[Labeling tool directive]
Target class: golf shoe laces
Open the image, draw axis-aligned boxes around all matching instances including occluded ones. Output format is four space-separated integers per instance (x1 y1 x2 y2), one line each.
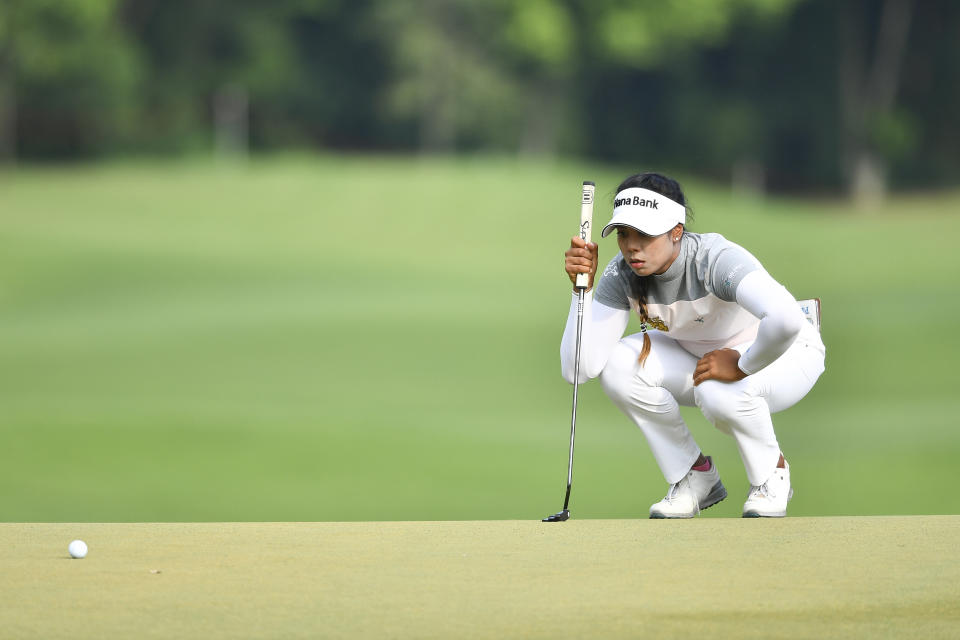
748 482 775 500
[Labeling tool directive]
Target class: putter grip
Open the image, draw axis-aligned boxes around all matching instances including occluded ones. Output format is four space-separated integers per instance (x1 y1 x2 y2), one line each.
575 181 595 289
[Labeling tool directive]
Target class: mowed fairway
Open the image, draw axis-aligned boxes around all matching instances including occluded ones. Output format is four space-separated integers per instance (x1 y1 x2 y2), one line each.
2 517 959 638
1 155 960 521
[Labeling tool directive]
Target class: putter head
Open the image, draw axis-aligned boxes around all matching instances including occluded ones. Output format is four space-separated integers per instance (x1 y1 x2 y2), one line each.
542 509 570 522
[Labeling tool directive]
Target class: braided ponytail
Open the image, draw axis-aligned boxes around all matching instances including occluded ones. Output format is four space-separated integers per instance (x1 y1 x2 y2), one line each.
631 278 653 367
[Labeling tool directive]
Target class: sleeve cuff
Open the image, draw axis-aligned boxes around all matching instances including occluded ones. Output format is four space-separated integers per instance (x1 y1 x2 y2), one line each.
737 353 758 376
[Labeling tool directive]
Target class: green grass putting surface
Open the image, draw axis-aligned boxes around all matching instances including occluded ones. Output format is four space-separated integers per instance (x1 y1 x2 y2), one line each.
3 517 958 638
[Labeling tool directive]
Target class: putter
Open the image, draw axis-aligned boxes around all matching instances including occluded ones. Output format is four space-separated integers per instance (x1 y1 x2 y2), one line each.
543 180 594 523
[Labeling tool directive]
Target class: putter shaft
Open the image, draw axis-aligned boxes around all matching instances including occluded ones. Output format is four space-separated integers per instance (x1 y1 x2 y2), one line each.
543 286 585 523
564 287 585 510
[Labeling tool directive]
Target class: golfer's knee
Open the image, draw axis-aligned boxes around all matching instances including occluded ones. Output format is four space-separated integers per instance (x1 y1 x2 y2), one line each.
599 340 641 402
695 381 753 425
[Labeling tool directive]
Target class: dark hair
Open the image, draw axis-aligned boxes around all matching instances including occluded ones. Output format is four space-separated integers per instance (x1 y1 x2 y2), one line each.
615 172 691 366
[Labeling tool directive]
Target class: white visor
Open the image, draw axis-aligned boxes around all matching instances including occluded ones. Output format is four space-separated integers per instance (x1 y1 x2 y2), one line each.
600 187 686 237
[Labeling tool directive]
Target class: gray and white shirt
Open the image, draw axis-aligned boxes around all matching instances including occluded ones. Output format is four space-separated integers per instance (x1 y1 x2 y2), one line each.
560 232 823 383
595 233 764 357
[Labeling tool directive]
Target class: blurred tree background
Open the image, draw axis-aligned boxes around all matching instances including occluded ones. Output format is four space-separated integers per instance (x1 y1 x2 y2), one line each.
1 0 957 199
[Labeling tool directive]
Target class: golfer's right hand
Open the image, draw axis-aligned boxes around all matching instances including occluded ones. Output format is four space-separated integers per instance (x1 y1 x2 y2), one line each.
564 236 598 291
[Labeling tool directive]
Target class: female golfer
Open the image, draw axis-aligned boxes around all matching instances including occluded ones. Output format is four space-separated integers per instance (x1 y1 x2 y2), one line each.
561 172 825 518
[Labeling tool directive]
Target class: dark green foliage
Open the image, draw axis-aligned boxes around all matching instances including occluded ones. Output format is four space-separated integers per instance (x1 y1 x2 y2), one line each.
1 1 959 191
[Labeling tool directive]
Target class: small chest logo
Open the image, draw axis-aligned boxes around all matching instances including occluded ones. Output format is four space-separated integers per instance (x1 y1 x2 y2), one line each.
646 316 669 331
603 263 619 277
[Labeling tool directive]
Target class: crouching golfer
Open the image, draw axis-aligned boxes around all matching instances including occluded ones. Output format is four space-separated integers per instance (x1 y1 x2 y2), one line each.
561 172 825 518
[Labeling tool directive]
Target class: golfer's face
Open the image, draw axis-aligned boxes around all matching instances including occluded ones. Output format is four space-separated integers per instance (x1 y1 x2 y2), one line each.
616 226 674 276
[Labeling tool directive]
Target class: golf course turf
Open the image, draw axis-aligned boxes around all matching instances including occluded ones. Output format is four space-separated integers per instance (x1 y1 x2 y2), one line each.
3 158 960 637
3 516 958 638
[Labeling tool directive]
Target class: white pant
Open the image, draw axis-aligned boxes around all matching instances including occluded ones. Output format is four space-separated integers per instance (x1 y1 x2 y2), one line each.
599 331 825 486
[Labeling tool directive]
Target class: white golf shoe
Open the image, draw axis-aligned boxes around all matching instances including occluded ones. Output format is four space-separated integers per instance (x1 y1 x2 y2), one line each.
649 456 727 519
742 462 793 518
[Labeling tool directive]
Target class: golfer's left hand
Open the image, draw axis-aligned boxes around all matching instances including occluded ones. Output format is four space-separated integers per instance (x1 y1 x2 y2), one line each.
693 349 748 386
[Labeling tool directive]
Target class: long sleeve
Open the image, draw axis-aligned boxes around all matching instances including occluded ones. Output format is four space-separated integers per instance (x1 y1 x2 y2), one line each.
560 291 630 384
735 270 804 375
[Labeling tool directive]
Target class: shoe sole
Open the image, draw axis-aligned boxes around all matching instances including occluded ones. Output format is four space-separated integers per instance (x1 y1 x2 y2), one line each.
649 512 691 519
649 481 727 519
700 481 728 511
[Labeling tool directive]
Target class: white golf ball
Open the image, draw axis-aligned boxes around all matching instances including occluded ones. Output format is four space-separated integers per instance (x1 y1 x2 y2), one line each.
68 540 88 559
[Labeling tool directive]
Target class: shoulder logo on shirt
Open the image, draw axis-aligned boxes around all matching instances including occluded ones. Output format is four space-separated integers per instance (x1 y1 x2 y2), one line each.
603 262 619 278
722 264 745 293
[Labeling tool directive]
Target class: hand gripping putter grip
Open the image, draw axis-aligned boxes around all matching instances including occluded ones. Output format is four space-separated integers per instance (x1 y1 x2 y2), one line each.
543 180 594 523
